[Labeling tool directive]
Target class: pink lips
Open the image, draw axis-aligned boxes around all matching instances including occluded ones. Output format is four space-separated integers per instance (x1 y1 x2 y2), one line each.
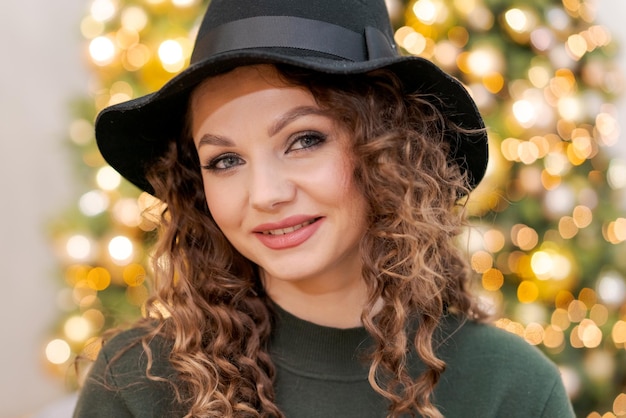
253 215 323 250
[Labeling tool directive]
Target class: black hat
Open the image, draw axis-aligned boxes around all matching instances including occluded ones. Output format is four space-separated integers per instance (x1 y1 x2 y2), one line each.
95 0 488 195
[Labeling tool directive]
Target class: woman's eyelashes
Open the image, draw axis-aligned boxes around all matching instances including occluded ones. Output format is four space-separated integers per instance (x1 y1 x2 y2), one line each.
202 153 244 172
286 131 327 153
200 131 328 173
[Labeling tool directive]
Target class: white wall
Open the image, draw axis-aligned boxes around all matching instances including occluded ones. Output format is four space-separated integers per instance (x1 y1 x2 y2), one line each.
0 1 87 417
0 1 624 417
598 0 626 153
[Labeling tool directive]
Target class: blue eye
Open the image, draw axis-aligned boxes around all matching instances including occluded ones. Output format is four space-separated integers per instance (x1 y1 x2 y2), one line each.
202 153 244 171
288 132 326 152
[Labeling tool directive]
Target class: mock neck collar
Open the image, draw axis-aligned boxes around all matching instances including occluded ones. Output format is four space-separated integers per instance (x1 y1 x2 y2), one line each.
270 303 373 380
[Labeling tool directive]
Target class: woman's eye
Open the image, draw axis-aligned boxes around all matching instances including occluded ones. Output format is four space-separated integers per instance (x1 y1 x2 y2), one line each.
202 154 244 171
288 132 326 152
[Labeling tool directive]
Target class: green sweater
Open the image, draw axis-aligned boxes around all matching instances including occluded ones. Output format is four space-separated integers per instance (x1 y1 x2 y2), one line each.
74 307 575 417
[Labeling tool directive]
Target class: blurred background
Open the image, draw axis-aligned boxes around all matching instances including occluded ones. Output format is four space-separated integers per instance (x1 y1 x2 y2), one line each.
1 0 626 417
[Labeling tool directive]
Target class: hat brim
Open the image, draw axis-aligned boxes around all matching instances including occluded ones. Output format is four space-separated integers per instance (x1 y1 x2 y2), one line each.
95 49 488 195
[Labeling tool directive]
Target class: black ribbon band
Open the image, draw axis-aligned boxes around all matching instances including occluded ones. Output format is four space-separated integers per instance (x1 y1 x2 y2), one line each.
191 16 396 63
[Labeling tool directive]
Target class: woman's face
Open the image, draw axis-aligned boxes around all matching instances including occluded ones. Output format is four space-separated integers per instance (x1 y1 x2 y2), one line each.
190 65 368 292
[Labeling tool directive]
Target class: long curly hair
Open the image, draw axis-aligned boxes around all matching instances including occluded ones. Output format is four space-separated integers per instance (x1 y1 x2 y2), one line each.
136 64 486 418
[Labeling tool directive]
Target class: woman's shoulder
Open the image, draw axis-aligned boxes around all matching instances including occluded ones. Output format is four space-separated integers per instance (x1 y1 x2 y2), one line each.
99 325 165 355
94 324 174 382
433 315 575 417
74 324 181 418
439 316 556 368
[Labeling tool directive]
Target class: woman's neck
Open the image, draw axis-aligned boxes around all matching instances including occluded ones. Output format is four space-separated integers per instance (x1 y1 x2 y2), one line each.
263 274 371 329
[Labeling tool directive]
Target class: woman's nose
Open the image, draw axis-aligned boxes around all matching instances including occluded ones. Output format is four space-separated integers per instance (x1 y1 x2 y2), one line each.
248 162 296 211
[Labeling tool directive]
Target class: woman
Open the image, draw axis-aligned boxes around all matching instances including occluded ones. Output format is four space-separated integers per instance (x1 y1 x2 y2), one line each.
74 0 575 417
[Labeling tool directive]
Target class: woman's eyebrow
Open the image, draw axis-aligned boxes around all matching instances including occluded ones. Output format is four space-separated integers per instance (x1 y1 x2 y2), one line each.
197 134 234 148
268 106 326 137
197 106 327 148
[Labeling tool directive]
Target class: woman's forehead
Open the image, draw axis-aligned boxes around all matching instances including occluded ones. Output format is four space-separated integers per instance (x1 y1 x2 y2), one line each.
191 65 289 104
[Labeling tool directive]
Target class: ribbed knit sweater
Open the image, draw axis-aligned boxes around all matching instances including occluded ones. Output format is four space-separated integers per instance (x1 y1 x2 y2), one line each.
74 306 575 417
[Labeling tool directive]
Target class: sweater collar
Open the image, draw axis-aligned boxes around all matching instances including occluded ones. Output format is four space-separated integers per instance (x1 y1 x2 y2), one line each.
270 303 373 379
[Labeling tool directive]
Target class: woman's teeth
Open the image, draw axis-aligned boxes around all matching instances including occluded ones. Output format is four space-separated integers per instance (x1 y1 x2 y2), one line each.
262 219 315 235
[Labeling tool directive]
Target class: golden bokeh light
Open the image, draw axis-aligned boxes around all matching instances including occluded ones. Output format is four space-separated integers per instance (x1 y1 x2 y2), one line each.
511 225 538 251
90 0 117 22
524 322 545 345
121 6 149 32
551 308 571 331
579 318 602 348
614 393 626 416
607 159 626 190
568 300 588 323
108 235 134 263
579 288 597 308
113 198 142 227
570 325 584 348
87 267 111 291
66 235 93 261
394 26 416 47
559 216 579 239
45 339 72 365
115 27 140 49
543 325 565 349
471 250 493 273
597 271 626 306
404 31 428 55
605 218 626 244
96 165 122 190
466 47 503 77
83 309 106 332
612 321 626 345
79 190 110 216
518 280 539 303
482 268 504 291
572 205 593 228
589 304 608 327
566 33 588 60
123 263 146 287
483 229 505 253
412 0 448 25
89 36 116 65
595 111 620 146
159 39 184 64
123 43 151 71
64 316 92 342
504 8 531 33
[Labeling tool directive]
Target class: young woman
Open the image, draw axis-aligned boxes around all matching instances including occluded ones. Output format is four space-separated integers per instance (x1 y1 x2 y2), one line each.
74 0 575 417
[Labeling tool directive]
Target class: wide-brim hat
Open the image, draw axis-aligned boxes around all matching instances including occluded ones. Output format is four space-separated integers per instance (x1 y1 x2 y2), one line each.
95 0 488 196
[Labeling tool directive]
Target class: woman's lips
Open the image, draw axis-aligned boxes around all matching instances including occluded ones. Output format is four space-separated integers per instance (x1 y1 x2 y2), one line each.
254 217 323 249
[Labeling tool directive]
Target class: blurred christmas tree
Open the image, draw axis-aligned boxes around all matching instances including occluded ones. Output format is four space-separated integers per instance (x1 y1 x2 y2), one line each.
46 0 626 415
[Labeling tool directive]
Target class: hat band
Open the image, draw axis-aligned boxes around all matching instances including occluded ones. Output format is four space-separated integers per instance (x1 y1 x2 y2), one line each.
191 16 397 64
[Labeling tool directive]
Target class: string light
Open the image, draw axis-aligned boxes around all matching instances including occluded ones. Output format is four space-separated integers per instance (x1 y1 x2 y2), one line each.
121 6 148 31
79 190 110 216
158 39 185 72
89 36 116 65
96 166 122 190
45 339 72 365
66 235 93 261
90 0 117 22
108 235 134 263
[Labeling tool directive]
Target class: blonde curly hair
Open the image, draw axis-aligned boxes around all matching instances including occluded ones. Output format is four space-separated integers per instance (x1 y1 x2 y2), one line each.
135 64 486 418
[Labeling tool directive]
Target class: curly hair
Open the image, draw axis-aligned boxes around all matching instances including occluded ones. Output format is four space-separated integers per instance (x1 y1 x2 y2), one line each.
136 64 486 418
